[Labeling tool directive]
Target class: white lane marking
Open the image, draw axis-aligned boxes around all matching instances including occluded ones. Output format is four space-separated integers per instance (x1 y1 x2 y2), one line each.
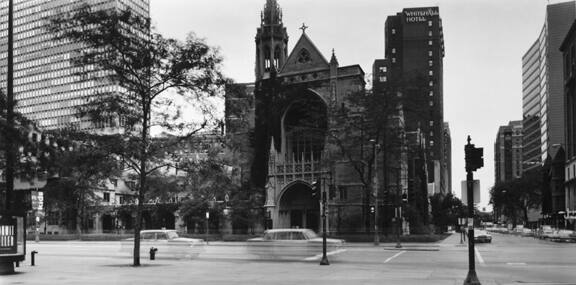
474 247 485 266
303 249 347 261
384 250 406 263
506 262 527 266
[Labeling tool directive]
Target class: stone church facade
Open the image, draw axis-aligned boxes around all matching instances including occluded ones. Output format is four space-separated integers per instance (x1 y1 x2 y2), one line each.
225 0 427 234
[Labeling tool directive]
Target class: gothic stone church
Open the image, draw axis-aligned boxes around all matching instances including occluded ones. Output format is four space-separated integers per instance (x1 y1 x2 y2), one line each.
225 0 407 233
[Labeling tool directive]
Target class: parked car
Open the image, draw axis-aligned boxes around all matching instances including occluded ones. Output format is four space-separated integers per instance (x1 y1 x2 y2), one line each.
521 228 534 237
121 229 205 259
247 228 346 260
474 230 492 243
547 229 576 242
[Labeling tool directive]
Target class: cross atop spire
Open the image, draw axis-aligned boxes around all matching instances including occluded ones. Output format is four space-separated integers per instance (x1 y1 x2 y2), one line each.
299 23 308 34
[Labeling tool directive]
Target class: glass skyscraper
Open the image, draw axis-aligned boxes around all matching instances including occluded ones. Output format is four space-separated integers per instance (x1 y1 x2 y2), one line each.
0 0 149 130
522 1 576 166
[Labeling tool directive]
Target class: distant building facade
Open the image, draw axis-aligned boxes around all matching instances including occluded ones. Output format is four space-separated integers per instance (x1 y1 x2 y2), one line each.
494 121 523 183
443 122 452 193
560 17 576 228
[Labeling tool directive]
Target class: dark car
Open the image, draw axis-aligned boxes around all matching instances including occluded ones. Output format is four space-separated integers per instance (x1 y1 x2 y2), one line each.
474 230 492 243
247 228 346 260
121 229 205 259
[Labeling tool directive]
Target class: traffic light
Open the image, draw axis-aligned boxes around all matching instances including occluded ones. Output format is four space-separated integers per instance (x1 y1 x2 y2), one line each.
465 143 484 172
370 206 375 214
311 179 320 198
401 193 408 204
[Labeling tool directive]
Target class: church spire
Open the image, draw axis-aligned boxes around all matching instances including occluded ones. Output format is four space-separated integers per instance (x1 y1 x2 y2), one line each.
330 49 339 66
255 0 288 80
261 0 282 25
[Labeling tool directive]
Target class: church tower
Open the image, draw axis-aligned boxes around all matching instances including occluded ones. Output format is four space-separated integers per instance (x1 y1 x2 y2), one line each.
255 0 288 80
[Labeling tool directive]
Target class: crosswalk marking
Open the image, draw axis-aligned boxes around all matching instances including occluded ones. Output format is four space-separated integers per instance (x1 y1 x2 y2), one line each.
474 247 485 266
384 250 406 263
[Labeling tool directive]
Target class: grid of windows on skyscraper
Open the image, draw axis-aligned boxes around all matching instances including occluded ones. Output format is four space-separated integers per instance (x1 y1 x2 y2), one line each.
0 0 149 130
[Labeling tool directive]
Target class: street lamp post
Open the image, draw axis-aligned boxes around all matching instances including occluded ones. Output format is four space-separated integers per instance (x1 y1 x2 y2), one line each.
370 139 380 246
320 178 329 266
205 211 209 239
395 168 403 249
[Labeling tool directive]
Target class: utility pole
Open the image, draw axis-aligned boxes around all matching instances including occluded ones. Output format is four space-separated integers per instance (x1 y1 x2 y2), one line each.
463 136 483 285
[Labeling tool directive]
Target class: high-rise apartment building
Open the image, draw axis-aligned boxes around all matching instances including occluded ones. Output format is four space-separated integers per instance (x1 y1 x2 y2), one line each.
376 7 447 194
0 0 150 131
522 1 576 170
494 121 523 183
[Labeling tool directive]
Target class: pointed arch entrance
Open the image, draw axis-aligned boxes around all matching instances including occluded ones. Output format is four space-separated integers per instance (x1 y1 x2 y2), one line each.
278 182 320 232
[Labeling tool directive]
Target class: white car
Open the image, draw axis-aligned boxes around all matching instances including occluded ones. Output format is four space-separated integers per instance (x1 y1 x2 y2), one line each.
121 229 205 259
247 229 346 260
474 230 492 243
548 229 576 242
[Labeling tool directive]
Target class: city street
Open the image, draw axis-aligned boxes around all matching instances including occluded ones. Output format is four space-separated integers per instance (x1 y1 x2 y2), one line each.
1 233 575 285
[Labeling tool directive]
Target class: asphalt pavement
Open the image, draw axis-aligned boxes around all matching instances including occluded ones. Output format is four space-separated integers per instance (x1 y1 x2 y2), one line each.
0 233 574 285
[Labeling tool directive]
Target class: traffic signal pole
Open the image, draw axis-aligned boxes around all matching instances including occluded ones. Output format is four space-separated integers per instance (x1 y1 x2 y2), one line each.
464 136 482 285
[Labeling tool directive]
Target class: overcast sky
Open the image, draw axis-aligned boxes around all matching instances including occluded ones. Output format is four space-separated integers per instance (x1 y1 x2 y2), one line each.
150 0 557 210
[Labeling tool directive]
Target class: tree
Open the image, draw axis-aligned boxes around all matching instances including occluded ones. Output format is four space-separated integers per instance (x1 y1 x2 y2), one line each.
490 168 542 227
430 193 466 233
42 133 122 236
48 3 226 266
330 72 430 233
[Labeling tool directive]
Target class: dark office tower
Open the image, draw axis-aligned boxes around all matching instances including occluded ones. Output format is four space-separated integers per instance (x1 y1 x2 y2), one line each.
380 7 446 194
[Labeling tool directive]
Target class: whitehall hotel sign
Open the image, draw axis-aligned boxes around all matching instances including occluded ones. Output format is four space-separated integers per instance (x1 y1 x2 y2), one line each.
404 8 439 23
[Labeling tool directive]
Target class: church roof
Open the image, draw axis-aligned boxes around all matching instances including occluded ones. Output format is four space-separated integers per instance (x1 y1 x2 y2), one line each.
280 31 329 75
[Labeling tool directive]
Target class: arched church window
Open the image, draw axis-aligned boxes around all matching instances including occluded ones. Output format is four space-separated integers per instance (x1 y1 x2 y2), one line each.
297 48 311 64
264 46 271 71
274 46 282 69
